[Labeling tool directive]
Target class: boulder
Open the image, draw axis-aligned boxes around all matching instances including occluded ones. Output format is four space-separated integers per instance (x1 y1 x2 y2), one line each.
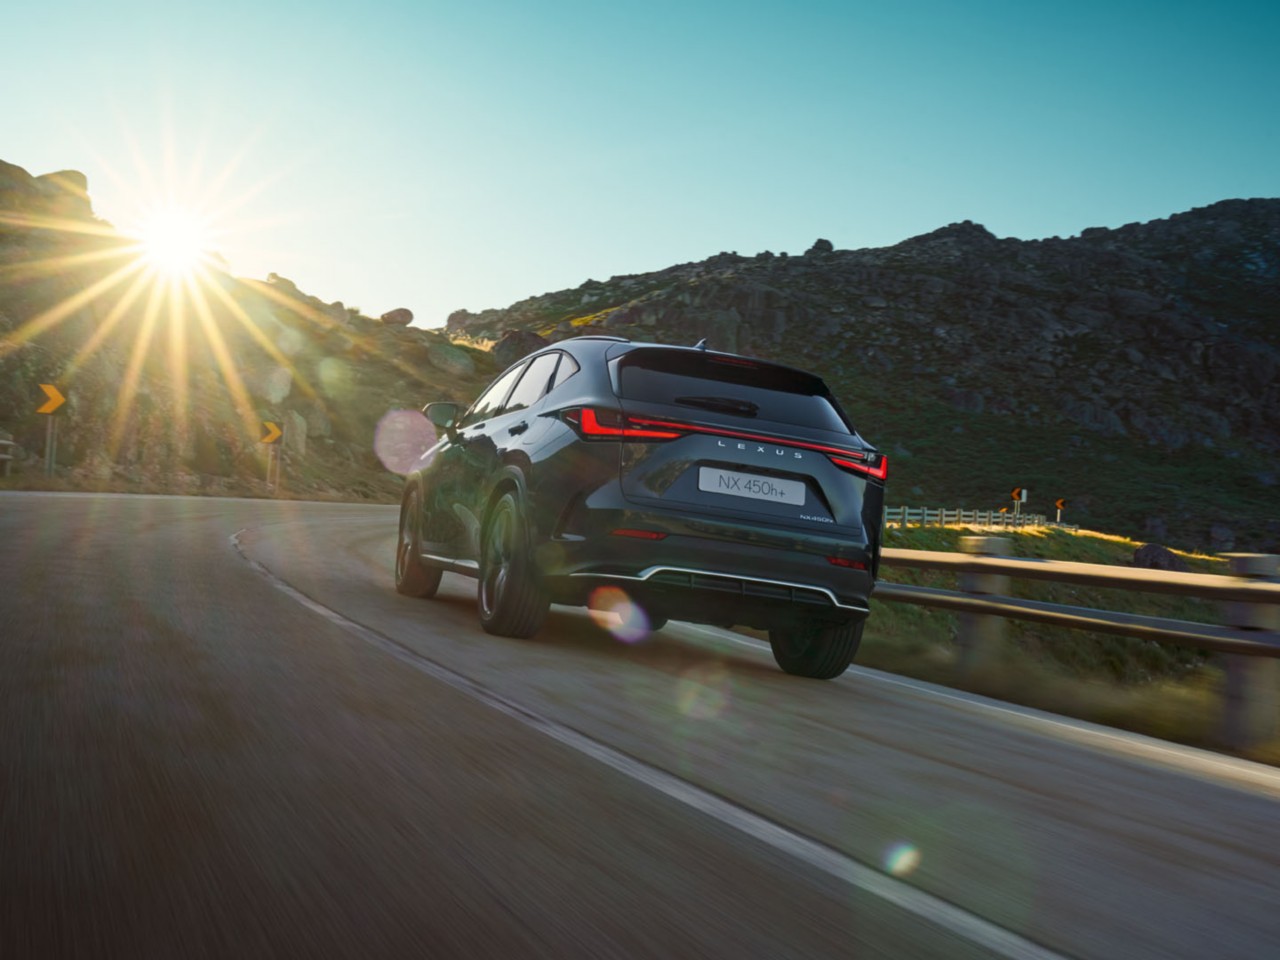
806 238 834 256
492 330 550 369
1132 543 1188 572
380 307 414 326
426 343 476 379
326 301 349 326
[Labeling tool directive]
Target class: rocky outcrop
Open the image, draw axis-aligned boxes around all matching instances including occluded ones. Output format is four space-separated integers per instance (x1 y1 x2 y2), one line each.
380 307 413 326
426 342 476 378
492 330 550 369
1 161 96 229
1132 544 1189 572
444 199 1280 454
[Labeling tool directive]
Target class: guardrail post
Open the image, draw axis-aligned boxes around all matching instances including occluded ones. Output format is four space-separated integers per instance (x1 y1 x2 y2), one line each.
956 536 1012 675
1220 554 1280 750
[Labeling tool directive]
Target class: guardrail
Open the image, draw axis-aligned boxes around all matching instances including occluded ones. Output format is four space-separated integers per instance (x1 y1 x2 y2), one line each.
0 438 14 477
884 506 1067 529
876 537 1280 749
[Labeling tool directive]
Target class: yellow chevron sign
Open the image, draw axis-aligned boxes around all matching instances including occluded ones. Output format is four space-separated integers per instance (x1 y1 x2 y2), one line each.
37 383 65 414
261 421 282 444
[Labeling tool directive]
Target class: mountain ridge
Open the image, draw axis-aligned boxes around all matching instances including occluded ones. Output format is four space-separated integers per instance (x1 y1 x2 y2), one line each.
2 156 1277 551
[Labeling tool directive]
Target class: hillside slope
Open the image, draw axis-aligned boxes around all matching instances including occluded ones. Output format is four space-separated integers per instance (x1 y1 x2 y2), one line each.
3 156 1277 550
1 159 498 501
446 202 1280 550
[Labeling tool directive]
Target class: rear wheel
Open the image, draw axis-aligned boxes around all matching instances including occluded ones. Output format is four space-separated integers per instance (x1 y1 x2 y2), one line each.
478 491 549 638
395 487 443 598
769 619 863 679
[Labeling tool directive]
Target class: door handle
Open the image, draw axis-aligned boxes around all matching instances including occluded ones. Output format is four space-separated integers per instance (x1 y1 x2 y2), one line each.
508 421 529 436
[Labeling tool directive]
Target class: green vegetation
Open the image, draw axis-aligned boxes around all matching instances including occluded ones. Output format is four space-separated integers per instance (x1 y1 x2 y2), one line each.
837 525 1279 764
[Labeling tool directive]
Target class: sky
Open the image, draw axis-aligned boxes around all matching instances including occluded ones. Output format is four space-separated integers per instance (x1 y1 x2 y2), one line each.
5 0 1278 327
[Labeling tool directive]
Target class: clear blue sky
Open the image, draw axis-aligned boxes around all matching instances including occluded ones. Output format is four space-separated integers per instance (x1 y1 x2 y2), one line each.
5 0 1277 327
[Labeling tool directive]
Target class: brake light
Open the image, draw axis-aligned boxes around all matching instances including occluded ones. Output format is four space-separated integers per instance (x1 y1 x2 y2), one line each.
829 454 888 481
562 406 884 474
563 407 684 440
827 556 869 570
611 528 668 540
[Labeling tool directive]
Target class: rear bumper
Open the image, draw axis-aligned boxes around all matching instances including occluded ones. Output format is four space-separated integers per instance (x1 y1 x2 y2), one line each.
533 495 877 628
566 564 870 629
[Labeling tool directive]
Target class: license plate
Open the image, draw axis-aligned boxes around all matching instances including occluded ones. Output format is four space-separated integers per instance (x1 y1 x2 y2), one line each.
698 467 806 505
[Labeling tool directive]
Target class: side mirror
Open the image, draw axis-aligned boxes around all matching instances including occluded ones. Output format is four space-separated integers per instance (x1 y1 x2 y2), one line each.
423 401 460 439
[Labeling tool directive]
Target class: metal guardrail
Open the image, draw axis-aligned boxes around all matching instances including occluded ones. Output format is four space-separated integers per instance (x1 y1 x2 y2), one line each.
0 438 14 477
875 538 1280 749
883 506 1067 529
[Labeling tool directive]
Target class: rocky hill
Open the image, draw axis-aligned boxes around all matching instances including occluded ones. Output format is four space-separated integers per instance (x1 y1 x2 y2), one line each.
447 201 1280 552
0 159 498 502
2 155 1277 551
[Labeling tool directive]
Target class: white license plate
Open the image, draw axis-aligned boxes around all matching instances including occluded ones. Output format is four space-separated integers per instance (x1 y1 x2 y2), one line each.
698 467 806 505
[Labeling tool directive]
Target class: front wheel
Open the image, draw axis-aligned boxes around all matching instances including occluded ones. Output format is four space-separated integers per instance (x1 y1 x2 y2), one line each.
768 619 863 679
395 487 443 598
478 491 549 638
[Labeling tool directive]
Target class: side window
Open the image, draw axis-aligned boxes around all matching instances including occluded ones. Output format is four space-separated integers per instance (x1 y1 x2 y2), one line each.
500 352 561 415
461 363 525 427
549 353 580 393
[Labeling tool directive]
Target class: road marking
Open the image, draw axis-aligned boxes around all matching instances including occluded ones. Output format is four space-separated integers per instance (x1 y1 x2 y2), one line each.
680 623 1280 799
231 529 1068 960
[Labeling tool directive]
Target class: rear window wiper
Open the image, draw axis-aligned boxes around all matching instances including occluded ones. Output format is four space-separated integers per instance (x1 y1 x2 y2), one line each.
674 395 759 417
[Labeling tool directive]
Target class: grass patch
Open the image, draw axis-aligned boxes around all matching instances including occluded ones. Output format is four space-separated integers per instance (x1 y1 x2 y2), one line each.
798 526 1277 763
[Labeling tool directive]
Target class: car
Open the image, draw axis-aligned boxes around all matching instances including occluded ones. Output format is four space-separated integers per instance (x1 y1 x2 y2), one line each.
395 335 887 679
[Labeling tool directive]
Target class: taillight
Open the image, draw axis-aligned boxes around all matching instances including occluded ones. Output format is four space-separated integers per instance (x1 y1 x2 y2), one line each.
827 556 869 570
829 454 888 481
611 528 668 540
561 406 885 476
562 407 684 440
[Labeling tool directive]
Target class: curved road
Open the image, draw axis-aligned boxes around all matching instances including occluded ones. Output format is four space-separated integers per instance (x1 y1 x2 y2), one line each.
1 493 1277 958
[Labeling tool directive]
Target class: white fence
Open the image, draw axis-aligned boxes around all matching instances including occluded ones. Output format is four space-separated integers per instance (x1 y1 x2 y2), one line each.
883 506 1066 529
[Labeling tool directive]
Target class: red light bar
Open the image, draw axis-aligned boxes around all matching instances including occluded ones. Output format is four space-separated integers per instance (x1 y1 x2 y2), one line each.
827 556 869 570
611 528 668 540
624 413 874 460
570 408 684 440
564 407 883 471
829 455 888 481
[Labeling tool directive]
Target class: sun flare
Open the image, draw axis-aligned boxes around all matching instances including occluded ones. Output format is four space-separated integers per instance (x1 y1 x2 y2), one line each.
135 207 212 276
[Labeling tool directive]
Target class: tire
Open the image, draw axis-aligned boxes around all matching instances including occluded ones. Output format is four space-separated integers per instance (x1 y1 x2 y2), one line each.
478 490 549 638
768 619 863 679
395 486 443 598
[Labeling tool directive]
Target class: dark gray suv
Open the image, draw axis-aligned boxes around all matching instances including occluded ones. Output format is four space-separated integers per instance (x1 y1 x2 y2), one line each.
396 336 886 679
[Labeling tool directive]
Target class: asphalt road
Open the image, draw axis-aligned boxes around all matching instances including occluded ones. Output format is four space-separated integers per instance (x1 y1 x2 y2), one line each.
2 492 1277 959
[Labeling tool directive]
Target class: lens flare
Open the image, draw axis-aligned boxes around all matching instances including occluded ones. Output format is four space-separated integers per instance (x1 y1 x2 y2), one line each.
884 842 922 877
676 663 732 720
374 409 436 475
587 586 651 643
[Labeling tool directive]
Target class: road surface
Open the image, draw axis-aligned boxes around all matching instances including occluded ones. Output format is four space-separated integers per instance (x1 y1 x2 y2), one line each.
1 493 1277 958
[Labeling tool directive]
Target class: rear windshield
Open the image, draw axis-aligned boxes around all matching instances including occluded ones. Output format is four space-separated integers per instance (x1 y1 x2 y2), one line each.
615 349 853 434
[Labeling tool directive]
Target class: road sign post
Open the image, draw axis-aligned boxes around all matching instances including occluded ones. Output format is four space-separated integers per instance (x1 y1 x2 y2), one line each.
261 421 283 492
1054 498 1067 523
1010 487 1027 517
37 384 65 477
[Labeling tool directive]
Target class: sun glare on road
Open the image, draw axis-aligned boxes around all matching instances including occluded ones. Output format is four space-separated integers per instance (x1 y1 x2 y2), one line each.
135 207 212 277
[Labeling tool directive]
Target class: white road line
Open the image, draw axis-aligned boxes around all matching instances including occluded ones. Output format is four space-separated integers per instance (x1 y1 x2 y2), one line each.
231 531 1068 960
679 624 1280 798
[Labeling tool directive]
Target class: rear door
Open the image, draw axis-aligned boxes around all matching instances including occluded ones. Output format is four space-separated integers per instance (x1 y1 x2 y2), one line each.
609 348 884 537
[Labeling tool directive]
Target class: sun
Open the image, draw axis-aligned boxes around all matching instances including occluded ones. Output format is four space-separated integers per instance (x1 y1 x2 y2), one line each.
135 207 213 276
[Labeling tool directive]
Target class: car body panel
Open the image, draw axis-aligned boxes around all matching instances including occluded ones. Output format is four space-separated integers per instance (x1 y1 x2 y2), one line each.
402 336 885 631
